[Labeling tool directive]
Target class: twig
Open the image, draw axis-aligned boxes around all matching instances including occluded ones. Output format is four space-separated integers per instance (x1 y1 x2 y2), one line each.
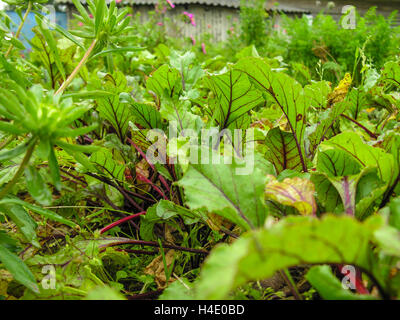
113 248 157 255
99 238 209 255
60 167 88 186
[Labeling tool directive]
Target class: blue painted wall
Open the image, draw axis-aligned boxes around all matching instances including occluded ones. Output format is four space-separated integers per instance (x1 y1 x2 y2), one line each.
6 11 67 51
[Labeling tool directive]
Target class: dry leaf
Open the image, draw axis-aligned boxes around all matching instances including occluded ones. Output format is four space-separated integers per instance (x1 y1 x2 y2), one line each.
251 118 274 129
0 270 14 299
206 213 233 231
144 249 175 289
136 158 150 180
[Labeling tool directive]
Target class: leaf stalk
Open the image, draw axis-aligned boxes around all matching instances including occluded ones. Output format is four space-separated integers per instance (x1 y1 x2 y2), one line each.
55 38 97 95
5 1 32 58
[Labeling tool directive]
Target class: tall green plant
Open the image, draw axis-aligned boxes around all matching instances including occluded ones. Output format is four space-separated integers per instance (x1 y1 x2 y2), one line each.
239 0 268 48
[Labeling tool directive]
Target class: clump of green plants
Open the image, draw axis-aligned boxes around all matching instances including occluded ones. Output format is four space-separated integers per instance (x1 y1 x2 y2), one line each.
239 0 268 48
272 7 400 84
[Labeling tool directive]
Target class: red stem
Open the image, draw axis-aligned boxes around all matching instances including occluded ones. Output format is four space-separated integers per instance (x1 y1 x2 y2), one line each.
355 267 370 295
127 138 171 193
339 264 370 295
100 211 146 234
137 173 168 200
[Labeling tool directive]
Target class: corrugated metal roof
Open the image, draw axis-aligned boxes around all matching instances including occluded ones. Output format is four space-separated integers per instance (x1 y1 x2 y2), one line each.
271 4 311 14
132 0 240 7
55 0 310 13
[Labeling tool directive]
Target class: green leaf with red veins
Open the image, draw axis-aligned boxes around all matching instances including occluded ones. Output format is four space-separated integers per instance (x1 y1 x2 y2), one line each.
146 64 182 103
96 72 133 141
235 57 308 171
320 132 397 185
177 155 268 230
265 127 303 174
308 101 348 158
204 69 263 130
346 88 369 119
380 61 400 91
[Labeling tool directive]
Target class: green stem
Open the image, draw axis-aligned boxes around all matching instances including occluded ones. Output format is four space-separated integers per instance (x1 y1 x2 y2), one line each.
5 1 32 58
280 268 303 300
0 139 37 200
106 42 113 73
55 38 97 95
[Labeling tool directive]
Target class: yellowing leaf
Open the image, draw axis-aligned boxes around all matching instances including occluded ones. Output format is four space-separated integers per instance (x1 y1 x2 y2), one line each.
206 213 234 232
265 175 317 216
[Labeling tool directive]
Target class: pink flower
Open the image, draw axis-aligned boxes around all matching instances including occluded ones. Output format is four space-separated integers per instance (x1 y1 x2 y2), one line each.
183 11 196 26
127 13 132 17
89 13 93 18
166 0 175 8
201 43 207 54
207 24 211 29
190 36 196 45
116 0 122 3
274 24 279 28
157 22 163 26
78 22 84 27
